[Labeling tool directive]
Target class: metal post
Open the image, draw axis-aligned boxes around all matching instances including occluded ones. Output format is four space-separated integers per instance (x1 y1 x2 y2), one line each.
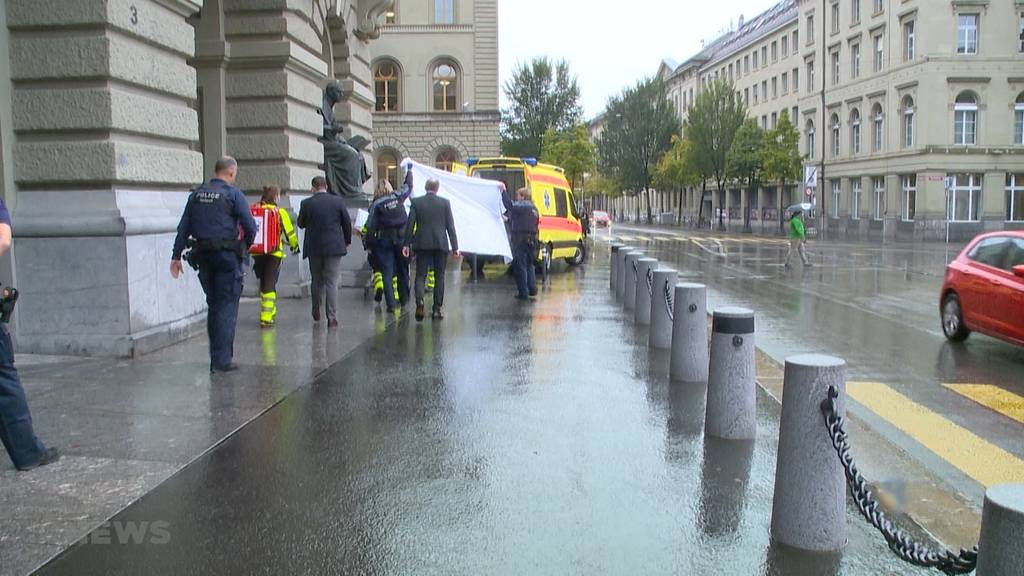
634 258 658 324
609 243 624 291
471 254 479 283
670 283 709 383
616 248 637 301
977 484 1024 575
649 268 678 349
623 251 643 312
771 354 847 552
705 307 756 440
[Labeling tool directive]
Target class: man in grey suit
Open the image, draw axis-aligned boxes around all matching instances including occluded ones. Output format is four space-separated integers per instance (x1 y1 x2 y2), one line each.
298 176 352 328
402 179 459 321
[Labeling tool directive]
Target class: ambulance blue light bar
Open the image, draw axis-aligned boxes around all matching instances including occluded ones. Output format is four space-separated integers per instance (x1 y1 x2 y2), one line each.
522 157 538 166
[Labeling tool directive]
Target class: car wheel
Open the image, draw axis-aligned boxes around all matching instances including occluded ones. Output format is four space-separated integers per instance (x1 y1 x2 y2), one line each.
565 242 586 266
942 293 970 342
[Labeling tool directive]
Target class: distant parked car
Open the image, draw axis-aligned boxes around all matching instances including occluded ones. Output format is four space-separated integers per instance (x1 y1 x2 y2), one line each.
941 231 1024 346
592 210 610 228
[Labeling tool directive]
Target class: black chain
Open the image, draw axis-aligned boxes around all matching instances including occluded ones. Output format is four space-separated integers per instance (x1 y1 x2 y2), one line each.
632 260 638 281
664 281 674 322
646 268 654 296
820 386 978 575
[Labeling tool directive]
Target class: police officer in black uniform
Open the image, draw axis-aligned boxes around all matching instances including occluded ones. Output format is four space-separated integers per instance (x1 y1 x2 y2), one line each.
171 156 257 373
365 170 413 313
509 187 540 300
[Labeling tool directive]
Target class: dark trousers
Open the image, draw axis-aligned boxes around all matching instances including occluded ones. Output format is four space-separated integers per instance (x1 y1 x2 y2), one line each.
198 250 243 370
308 256 342 322
376 233 409 309
414 250 447 310
252 255 282 294
0 323 46 469
512 239 537 297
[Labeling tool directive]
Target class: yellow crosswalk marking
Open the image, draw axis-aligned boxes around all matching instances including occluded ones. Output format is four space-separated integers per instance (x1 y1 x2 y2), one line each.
848 382 1024 487
943 384 1024 425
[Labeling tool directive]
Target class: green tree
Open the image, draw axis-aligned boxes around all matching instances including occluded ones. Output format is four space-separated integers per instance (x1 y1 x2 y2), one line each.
761 110 803 231
726 120 765 230
501 57 583 158
596 76 681 223
653 136 700 223
685 78 747 227
582 172 622 212
540 124 595 193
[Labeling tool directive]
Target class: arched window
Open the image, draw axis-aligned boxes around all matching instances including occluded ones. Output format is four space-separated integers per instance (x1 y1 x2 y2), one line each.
376 150 400 190
435 148 459 172
850 108 862 155
373 60 401 112
902 96 915 149
830 113 841 158
872 103 884 152
1014 93 1023 145
954 91 978 145
806 119 815 159
431 61 459 112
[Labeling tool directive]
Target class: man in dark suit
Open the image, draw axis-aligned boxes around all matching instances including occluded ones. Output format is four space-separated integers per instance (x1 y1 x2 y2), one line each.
402 178 459 321
298 176 352 328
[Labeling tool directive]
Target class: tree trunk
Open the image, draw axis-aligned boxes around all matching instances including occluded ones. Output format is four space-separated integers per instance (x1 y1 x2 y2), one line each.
677 187 683 225
645 187 653 224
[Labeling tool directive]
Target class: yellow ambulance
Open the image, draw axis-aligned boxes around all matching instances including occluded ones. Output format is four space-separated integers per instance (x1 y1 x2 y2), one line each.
467 157 586 269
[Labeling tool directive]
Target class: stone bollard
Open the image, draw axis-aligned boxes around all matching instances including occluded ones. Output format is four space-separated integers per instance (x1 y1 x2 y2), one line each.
616 248 637 301
649 268 678 349
634 258 658 324
623 251 644 312
670 283 709 383
770 354 847 552
704 307 756 440
609 243 624 291
977 484 1024 575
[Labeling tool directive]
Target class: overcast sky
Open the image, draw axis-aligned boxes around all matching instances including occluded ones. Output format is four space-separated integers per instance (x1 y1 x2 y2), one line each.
498 0 780 120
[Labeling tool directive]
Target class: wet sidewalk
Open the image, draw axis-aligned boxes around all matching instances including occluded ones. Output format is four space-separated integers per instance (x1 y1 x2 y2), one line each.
1 288 396 576
26 256 940 575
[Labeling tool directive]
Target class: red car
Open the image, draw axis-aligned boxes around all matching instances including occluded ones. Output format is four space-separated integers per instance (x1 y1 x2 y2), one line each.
592 210 610 227
941 231 1024 345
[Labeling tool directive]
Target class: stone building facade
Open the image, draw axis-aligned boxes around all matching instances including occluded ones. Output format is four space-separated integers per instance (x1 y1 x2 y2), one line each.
0 0 392 356
627 0 1024 240
368 0 499 187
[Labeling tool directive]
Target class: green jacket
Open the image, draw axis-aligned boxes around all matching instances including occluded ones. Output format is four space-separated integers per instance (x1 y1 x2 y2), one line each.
788 215 805 240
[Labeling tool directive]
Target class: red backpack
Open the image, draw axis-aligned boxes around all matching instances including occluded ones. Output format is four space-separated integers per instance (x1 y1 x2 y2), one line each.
249 204 281 255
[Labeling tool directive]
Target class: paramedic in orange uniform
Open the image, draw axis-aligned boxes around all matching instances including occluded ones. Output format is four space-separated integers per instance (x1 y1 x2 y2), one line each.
252 185 300 327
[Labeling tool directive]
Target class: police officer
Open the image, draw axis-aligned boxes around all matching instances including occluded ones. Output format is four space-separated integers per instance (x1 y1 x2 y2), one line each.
365 170 413 313
170 156 257 373
509 187 540 300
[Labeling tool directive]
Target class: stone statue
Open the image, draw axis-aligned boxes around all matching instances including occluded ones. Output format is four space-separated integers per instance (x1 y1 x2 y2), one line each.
319 80 370 199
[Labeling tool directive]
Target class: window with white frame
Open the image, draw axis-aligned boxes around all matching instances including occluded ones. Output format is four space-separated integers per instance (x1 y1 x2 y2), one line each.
782 35 789 58
753 50 759 69
901 174 916 221
852 0 861 24
948 173 981 221
831 49 840 85
807 59 815 92
831 2 840 34
851 42 861 78
753 84 759 104
763 80 768 99
873 33 884 72
903 20 915 61
1015 93 1023 145
873 0 883 14
433 0 454 24
872 103 884 152
851 179 862 219
773 77 778 99
762 46 768 65
873 177 885 220
902 95 914 148
851 108 862 155
808 14 815 43
772 112 778 129
1006 173 1024 222
1019 13 1024 53
782 72 789 94
772 41 778 62
957 14 978 55
831 113 841 158
745 55 750 75
954 91 978 145
762 115 768 130
831 180 841 218
793 30 800 52
806 119 816 158
793 67 800 91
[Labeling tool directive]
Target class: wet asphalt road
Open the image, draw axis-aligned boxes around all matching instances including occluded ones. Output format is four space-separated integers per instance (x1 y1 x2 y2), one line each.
34 256 929 575
606 224 1024 502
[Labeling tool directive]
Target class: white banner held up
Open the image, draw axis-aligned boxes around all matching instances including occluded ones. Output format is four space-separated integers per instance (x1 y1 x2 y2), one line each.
401 159 512 263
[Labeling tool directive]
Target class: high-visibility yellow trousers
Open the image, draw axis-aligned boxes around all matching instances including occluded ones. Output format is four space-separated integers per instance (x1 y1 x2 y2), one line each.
260 291 277 325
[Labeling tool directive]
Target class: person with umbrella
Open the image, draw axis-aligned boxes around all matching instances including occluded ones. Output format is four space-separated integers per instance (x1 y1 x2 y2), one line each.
784 205 812 269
